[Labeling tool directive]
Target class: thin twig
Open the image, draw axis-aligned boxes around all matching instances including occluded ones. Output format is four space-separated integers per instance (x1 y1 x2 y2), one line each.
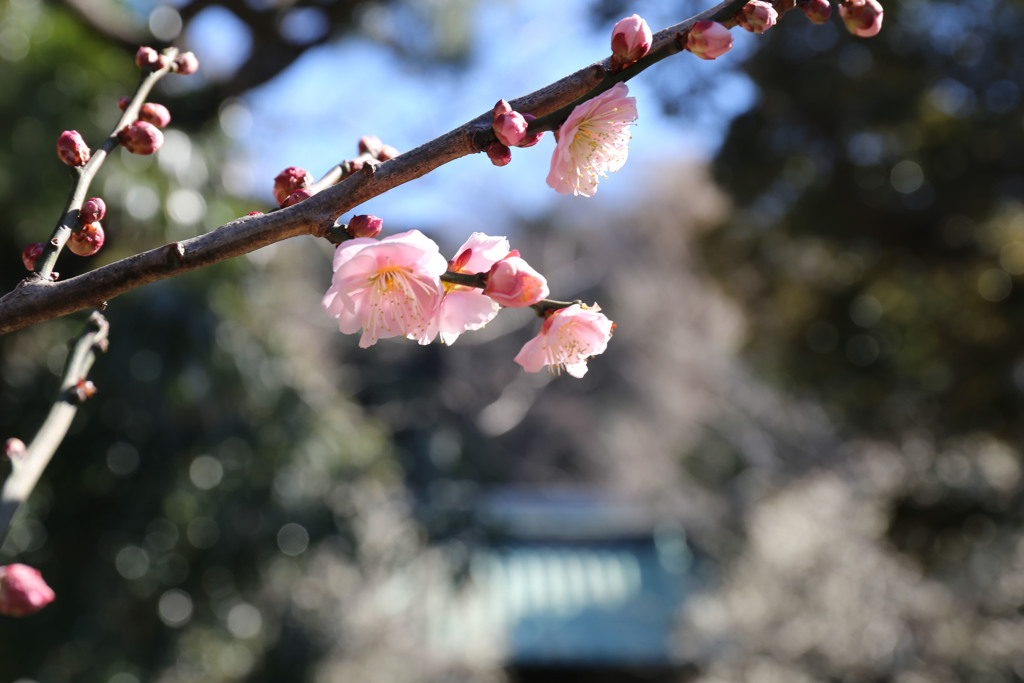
0 312 110 545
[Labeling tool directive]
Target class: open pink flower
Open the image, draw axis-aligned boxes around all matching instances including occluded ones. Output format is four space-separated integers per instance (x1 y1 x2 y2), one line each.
429 232 511 344
514 303 614 378
0 564 55 617
322 230 447 347
546 82 637 197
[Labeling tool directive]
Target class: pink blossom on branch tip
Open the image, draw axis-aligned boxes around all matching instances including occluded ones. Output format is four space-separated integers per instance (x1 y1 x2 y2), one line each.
546 82 637 197
610 14 653 70
0 564 55 617
514 304 614 378
322 230 447 347
686 21 733 60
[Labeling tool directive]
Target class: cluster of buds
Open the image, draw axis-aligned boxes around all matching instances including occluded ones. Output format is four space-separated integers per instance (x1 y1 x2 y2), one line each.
0 564 55 617
68 196 106 257
134 46 199 75
610 14 653 71
487 100 545 167
273 166 315 207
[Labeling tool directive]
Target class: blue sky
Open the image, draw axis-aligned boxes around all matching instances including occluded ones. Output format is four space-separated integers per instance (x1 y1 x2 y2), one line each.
182 0 758 237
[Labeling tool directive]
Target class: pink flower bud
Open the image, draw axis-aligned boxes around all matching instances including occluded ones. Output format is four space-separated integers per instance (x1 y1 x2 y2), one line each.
737 1 779 33
358 135 383 158
518 113 545 148
4 437 26 460
484 256 550 307
138 102 171 128
67 222 105 257
801 0 833 24
281 188 314 207
273 166 313 206
377 144 399 161
173 51 199 75
839 0 883 37
247 211 264 216
0 564 55 617
117 96 130 111
21 243 44 272
493 99 513 118
610 14 653 70
135 46 160 70
57 130 90 166
346 214 383 239
486 141 512 166
80 197 106 225
493 110 528 147
686 21 734 60
117 121 164 155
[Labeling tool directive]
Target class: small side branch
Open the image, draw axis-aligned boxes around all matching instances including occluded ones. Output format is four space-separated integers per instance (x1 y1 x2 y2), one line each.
0 312 110 546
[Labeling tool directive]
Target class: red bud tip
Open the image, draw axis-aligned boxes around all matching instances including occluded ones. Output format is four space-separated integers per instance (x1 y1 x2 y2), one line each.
67 223 105 257
138 102 171 128
346 214 384 239
173 52 199 75
281 188 314 207
57 130 90 166
486 141 512 166
117 121 164 155
80 197 106 225
21 243 44 271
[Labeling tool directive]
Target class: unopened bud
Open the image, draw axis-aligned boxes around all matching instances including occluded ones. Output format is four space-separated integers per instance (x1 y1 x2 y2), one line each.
358 135 383 158
346 214 383 239
80 197 106 225
21 243 44 272
4 438 26 461
117 96 130 111
737 1 779 33
484 256 549 307
801 0 833 23
57 130 90 166
117 121 164 155
173 51 199 75
67 223 105 257
0 564 55 617
273 166 313 206
839 0 883 37
486 141 512 167
71 379 97 403
281 188 314 208
377 144 399 161
493 110 528 147
610 14 653 70
518 113 545 148
686 21 734 60
135 46 167 71
138 102 171 129
246 211 264 216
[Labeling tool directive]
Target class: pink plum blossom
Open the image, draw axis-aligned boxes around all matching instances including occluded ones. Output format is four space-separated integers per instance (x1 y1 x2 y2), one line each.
610 14 653 70
514 303 614 378
484 255 549 308
322 230 447 347
686 21 733 60
0 564 55 617
429 232 512 344
546 82 637 197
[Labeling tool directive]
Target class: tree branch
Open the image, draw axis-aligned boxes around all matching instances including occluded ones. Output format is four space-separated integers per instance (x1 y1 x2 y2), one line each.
0 0 748 336
0 312 110 545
